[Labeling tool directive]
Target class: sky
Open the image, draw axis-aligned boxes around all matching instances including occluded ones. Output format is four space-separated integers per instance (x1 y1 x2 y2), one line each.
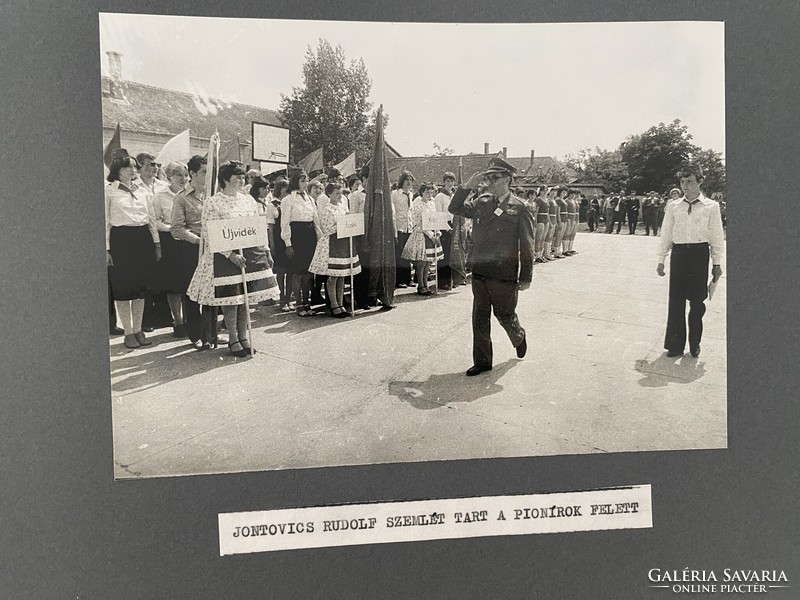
99 14 725 160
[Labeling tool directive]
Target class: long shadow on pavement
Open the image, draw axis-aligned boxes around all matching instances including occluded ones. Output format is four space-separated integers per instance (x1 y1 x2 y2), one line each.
110 334 249 394
387 359 518 410
634 353 707 388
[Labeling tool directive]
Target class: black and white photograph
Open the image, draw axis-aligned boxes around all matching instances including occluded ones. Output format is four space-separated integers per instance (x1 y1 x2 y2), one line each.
5 1 800 598
101 14 727 479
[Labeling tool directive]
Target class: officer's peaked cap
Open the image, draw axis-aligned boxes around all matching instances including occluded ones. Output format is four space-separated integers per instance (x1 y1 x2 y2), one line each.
485 157 517 176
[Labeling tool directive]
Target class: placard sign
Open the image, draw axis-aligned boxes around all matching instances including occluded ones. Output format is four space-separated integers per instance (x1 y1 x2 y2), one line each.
422 211 452 230
206 217 268 252
252 122 290 164
336 213 365 239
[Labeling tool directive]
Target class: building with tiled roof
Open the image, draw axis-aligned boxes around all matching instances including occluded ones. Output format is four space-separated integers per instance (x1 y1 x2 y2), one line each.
387 145 576 187
101 59 280 168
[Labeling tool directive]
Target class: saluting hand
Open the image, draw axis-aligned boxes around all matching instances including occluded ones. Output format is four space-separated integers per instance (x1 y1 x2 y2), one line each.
656 263 665 277
464 171 484 191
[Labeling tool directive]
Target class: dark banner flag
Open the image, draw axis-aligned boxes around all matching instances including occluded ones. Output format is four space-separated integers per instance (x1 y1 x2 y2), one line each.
298 147 324 174
364 105 396 307
103 123 121 169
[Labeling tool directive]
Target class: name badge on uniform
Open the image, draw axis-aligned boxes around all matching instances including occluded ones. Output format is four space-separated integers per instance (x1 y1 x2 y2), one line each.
494 208 504 216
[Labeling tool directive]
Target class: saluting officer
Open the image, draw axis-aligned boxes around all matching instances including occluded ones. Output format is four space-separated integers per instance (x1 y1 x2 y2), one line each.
449 157 535 376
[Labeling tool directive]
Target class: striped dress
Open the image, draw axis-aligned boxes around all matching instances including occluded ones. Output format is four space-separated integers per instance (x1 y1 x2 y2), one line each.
309 203 362 277
401 197 444 264
187 191 279 306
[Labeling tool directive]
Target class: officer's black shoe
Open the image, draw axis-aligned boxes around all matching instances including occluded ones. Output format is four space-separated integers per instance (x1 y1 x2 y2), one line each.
690 344 701 358
466 365 493 376
666 349 683 357
516 334 527 359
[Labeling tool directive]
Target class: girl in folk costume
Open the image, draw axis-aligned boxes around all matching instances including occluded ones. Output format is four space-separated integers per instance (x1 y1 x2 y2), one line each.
249 175 279 307
401 182 444 296
309 182 362 318
187 161 279 357
281 170 318 317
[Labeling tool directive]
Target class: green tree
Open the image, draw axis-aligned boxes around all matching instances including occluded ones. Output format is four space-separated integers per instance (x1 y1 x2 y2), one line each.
278 39 384 167
620 119 698 194
693 148 726 197
562 147 629 193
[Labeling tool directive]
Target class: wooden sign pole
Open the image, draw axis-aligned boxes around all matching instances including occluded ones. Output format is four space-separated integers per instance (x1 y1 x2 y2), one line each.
349 237 355 317
433 235 439 295
238 249 254 356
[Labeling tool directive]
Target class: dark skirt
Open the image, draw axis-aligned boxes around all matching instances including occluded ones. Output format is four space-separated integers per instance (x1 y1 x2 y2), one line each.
174 239 200 294
271 211 289 272
286 221 317 275
108 225 156 301
152 231 185 294
213 246 275 302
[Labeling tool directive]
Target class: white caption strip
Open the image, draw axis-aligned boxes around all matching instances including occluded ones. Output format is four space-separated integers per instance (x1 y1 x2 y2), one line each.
219 485 651 555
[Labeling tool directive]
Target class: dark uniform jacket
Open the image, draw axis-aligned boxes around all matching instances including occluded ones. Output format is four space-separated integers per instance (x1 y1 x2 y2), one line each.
449 186 535 284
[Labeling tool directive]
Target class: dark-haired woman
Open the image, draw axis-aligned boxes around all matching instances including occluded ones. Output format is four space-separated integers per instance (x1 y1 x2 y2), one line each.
309 183 361 317
401 183 443 296
281 170 318 317
150 160 189 337
250 176 279 308
265 179 291 311
105 154 160 349
188 161 279 357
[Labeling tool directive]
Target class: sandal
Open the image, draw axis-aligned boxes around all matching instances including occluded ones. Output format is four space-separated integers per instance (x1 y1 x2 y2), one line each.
228 341 247 358
239 339 254 355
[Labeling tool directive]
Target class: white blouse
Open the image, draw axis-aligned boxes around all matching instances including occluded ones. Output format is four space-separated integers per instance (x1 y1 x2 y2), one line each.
104 181 158 250
280 191 318 247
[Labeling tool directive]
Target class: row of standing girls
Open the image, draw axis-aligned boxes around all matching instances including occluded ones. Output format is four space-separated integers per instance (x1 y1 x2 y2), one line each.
105 152 364 356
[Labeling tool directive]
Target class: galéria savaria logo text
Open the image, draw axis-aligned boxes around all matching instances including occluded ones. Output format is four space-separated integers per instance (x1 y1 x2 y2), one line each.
648 569 789 594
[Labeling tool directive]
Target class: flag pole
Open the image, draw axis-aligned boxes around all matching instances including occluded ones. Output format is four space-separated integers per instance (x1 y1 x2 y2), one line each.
349 237 355 317
240 250 254 356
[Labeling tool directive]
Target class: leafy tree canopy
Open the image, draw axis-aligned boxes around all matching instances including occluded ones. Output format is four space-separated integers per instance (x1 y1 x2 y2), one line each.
278 39 387 168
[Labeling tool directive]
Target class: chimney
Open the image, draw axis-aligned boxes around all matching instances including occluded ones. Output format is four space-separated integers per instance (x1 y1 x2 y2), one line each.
529 149 535 168
107 51 123 80
502 147 508 158
484 142 490 155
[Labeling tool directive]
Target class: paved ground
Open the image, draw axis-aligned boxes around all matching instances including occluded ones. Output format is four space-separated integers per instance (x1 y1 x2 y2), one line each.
110 231 727 479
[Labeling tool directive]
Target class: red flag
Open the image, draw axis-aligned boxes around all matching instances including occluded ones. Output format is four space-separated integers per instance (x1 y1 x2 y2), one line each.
298 147 324 174
364 105 396 306
103 123 121 169
217 137 241 164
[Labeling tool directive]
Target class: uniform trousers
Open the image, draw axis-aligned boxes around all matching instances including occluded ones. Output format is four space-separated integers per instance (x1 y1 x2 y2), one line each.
438 229 453 288
642 208 658 235
471 274 526 367
664 243 709 352
605 209 616 233
627 211 639 234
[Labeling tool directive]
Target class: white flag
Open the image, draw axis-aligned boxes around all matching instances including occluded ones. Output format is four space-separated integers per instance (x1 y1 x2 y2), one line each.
333 152 357 178
156 129 191 167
